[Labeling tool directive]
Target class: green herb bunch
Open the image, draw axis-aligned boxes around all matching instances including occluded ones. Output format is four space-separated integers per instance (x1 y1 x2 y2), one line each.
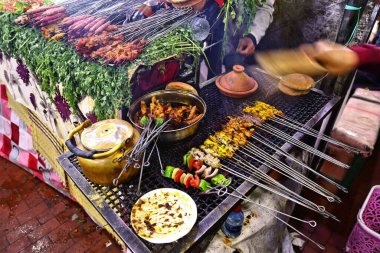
0 12 201 120
220 0 266 54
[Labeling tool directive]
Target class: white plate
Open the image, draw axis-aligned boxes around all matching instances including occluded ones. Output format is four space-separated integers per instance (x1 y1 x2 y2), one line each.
131 188 197 244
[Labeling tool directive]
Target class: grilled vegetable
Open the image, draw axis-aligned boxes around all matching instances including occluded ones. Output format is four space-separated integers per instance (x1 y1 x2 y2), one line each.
211 174 230 186
183 174 193 189
183 154 191 166
198 179 211 191
164 166 175 178
163 166 220 191
174 169 184 183
190 175 200 188
204 169 219 180
193 160 203 170
155 117 164 127
140 115 149 126
195 165 206 175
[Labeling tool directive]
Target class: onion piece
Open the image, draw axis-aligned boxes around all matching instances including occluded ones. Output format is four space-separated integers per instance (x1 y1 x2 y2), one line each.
195 165 207 175
205 169 219 180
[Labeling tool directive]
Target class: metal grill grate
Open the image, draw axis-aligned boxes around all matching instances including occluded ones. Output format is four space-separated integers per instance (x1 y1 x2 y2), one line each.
61 68 337 252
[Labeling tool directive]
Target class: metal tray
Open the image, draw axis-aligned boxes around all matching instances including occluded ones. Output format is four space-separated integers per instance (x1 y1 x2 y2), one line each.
57 73 339 253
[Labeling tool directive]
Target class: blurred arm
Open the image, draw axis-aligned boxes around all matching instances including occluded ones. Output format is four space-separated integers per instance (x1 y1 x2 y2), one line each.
248 0 275 45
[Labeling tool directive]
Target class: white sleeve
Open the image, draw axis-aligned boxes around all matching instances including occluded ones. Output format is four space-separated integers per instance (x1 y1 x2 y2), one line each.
249 0 275 45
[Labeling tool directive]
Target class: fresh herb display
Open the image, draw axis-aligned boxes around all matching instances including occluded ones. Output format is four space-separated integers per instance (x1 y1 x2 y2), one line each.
0 12 201 119
220 0 266 53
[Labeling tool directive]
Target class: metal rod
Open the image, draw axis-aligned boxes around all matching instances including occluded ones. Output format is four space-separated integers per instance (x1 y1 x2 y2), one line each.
251 134 348 193
269 117 360 154
239 145 340 202
136 150 146 196
257 124 350 169
219 164 336 219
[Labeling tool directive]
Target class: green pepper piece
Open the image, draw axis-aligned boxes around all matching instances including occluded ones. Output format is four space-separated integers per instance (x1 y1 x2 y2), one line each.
211 174 226 186
140 115 149 126
198 179 211 191
183 154 190 166
186 154 194 167
222 178 231 186
164 166 175 178
155 117 164 127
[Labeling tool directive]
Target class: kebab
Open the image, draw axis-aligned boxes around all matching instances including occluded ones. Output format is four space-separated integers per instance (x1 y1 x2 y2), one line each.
163 163 326 250
244 101 360 154
178 111 346 210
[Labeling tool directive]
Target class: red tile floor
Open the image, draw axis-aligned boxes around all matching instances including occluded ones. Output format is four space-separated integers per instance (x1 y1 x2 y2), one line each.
1 143 379 253
0 157 122 253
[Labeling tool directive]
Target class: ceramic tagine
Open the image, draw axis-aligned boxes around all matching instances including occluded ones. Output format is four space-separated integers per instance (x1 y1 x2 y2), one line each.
216 65 259 98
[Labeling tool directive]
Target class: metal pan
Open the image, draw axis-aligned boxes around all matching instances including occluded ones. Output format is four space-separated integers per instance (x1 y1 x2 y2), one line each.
128 90 207 143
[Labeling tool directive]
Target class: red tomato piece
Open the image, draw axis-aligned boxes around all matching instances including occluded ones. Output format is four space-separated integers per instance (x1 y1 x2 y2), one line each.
193 160 203 170
188 158 195 171
190 175 200 188
184 174 194 189
174 170 184 183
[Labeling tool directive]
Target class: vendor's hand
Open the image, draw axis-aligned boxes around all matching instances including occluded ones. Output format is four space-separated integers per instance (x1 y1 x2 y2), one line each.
236 37 255 57
299 40 359 75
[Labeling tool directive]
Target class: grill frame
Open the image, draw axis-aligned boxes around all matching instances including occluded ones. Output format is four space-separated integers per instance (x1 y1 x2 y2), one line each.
57 81 340 253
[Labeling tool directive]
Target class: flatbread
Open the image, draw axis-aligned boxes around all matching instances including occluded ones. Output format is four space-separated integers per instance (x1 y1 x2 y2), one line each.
279 73 315 91
131 188 197 243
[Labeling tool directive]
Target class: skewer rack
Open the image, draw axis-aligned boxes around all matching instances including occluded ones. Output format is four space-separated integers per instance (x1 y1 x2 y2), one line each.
57 70 339 253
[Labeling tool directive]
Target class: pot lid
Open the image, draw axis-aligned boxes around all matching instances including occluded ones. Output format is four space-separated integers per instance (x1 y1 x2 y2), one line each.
218 65 257 92
80 119 134 151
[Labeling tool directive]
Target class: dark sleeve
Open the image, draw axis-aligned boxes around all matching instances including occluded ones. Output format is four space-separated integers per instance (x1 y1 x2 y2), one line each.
245 33 258 48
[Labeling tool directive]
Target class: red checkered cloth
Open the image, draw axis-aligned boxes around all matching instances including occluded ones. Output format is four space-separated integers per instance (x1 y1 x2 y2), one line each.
0 84 69 197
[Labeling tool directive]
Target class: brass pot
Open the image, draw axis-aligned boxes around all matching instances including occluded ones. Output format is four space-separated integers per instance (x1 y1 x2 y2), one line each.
65 119 140 186
128 90 206 143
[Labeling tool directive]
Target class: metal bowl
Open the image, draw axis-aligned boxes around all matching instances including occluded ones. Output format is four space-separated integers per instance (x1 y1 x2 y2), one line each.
128 90 207 143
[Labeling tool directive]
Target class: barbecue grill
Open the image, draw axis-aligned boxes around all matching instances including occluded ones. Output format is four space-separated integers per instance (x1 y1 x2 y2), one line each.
57 69 339 253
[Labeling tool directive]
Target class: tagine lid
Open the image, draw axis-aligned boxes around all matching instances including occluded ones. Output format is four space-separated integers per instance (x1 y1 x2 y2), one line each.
216 65 258 98
80 119 134 151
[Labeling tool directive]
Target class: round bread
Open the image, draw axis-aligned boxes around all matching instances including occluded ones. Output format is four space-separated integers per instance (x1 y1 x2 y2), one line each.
165 82 198 95
278 82 310 96
279 73 315 91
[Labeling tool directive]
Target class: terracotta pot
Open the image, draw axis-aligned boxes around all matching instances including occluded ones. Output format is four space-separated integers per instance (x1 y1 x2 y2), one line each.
216 65 258 98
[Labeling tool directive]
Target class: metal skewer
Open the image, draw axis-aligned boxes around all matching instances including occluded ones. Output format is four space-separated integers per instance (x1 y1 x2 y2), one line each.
226 157 336 216
238 146 341 202
251 134 348 193
112 118 170 186
256 124 350 169
269 116 360 154
203 182 318 227
227 186 325 250
242 143 340 200
219 164 338 220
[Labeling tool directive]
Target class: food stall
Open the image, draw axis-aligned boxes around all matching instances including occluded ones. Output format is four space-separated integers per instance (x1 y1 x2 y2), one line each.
0 0 369 252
